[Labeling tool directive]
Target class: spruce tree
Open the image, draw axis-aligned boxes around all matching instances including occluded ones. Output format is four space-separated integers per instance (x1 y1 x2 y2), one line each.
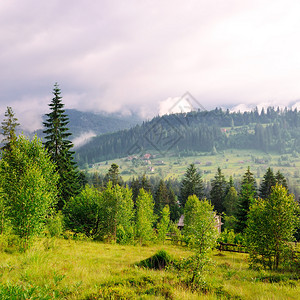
43 83 80 210
210 167 227 213
104 163 123 186
154 179 169 217
180 164 204 207
224 186 238 216
259 168 276 199
235 167 257 233
275 170 288 191
1 106 20 151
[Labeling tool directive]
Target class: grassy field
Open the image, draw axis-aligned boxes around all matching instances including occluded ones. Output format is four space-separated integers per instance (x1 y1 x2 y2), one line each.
0 238 299 299
86 149 300 187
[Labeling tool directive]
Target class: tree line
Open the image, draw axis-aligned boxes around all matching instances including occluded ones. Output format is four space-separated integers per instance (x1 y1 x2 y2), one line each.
0 84 299 273
75 106 300 165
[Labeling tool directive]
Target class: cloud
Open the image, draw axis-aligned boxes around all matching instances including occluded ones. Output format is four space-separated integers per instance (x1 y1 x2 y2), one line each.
72 131 97 149
1 0 300 130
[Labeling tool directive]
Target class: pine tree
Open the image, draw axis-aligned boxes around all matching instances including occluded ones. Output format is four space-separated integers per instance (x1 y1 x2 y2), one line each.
224 186 238 216
259 168 276 199
235 167 257 233
210 167 227 213
180 164 204 207
154 180 169 217
140 174 152 192
104 163 123 186
275 170 288 190
1 106 20 151
43 83 80 210
130 177 140 205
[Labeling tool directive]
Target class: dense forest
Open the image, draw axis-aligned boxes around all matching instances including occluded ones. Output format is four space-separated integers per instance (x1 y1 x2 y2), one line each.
75 107 300 165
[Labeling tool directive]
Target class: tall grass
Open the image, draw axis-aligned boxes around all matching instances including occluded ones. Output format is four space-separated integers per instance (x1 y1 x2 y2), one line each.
0 237 299 299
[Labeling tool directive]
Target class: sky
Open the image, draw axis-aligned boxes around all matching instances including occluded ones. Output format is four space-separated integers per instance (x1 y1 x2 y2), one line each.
1 0 300 131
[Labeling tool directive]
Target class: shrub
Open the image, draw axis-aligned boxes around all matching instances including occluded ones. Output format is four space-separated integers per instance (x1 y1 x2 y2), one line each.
46 211 64 237
136 250 174 270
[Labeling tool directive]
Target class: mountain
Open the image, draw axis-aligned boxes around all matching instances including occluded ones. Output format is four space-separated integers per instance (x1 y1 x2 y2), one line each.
32 109 142 147
75 107 300 166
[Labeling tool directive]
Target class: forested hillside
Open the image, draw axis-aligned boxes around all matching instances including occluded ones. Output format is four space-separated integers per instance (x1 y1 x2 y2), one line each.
33 109 141 140
76 107 300 165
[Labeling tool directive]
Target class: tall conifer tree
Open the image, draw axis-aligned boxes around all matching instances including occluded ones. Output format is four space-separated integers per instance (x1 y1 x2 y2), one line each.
259 168 276 199
275 170 288 191
210 167 227 213
180 164 204 207
235 167 257 233
43 83 80 209
1 106 20 151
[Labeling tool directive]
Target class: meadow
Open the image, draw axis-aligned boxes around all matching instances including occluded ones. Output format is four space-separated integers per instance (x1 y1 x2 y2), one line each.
0 237 299 299
87 149 300 186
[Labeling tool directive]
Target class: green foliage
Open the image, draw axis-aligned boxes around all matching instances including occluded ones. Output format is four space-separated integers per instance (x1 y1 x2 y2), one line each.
0 186 6 235
235 167 257 233
115 185 135 244
168 222 182 245
183 195 218 253
210 167 227 213
136 249 174 270
94 182 135 243
63 185 101 238
45 211 64 238
154 179 169 216
178 252 213 287
224 186 238 216
104 163 123 186
43 83 80 209
135 188 155 244
0 233 23 253
246 184 300 270
0 136 58 247
157 205 170 243
223 215 238 231
218 229 245 246
259 167 276 199
180 164 204 207
1 106 20 151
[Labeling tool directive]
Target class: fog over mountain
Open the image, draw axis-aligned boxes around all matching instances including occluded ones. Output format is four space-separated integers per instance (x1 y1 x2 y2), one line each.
1 0 300 132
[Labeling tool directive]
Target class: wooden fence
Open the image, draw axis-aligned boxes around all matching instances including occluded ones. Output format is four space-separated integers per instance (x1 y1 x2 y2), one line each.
217 242 300 258
218 242 247 253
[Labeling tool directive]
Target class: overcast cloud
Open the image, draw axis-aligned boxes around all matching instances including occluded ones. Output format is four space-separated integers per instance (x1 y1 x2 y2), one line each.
1 0 300 130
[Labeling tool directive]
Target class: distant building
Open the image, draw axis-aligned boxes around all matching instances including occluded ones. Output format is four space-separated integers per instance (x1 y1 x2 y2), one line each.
177 215 184 230
177 214 223 233
143 153 151 160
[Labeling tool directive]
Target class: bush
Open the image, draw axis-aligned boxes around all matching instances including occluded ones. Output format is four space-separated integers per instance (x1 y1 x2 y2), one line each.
63 185 101 238
168 222 182 245
46 211 64 237
136 250 174 270
0 233 23 253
